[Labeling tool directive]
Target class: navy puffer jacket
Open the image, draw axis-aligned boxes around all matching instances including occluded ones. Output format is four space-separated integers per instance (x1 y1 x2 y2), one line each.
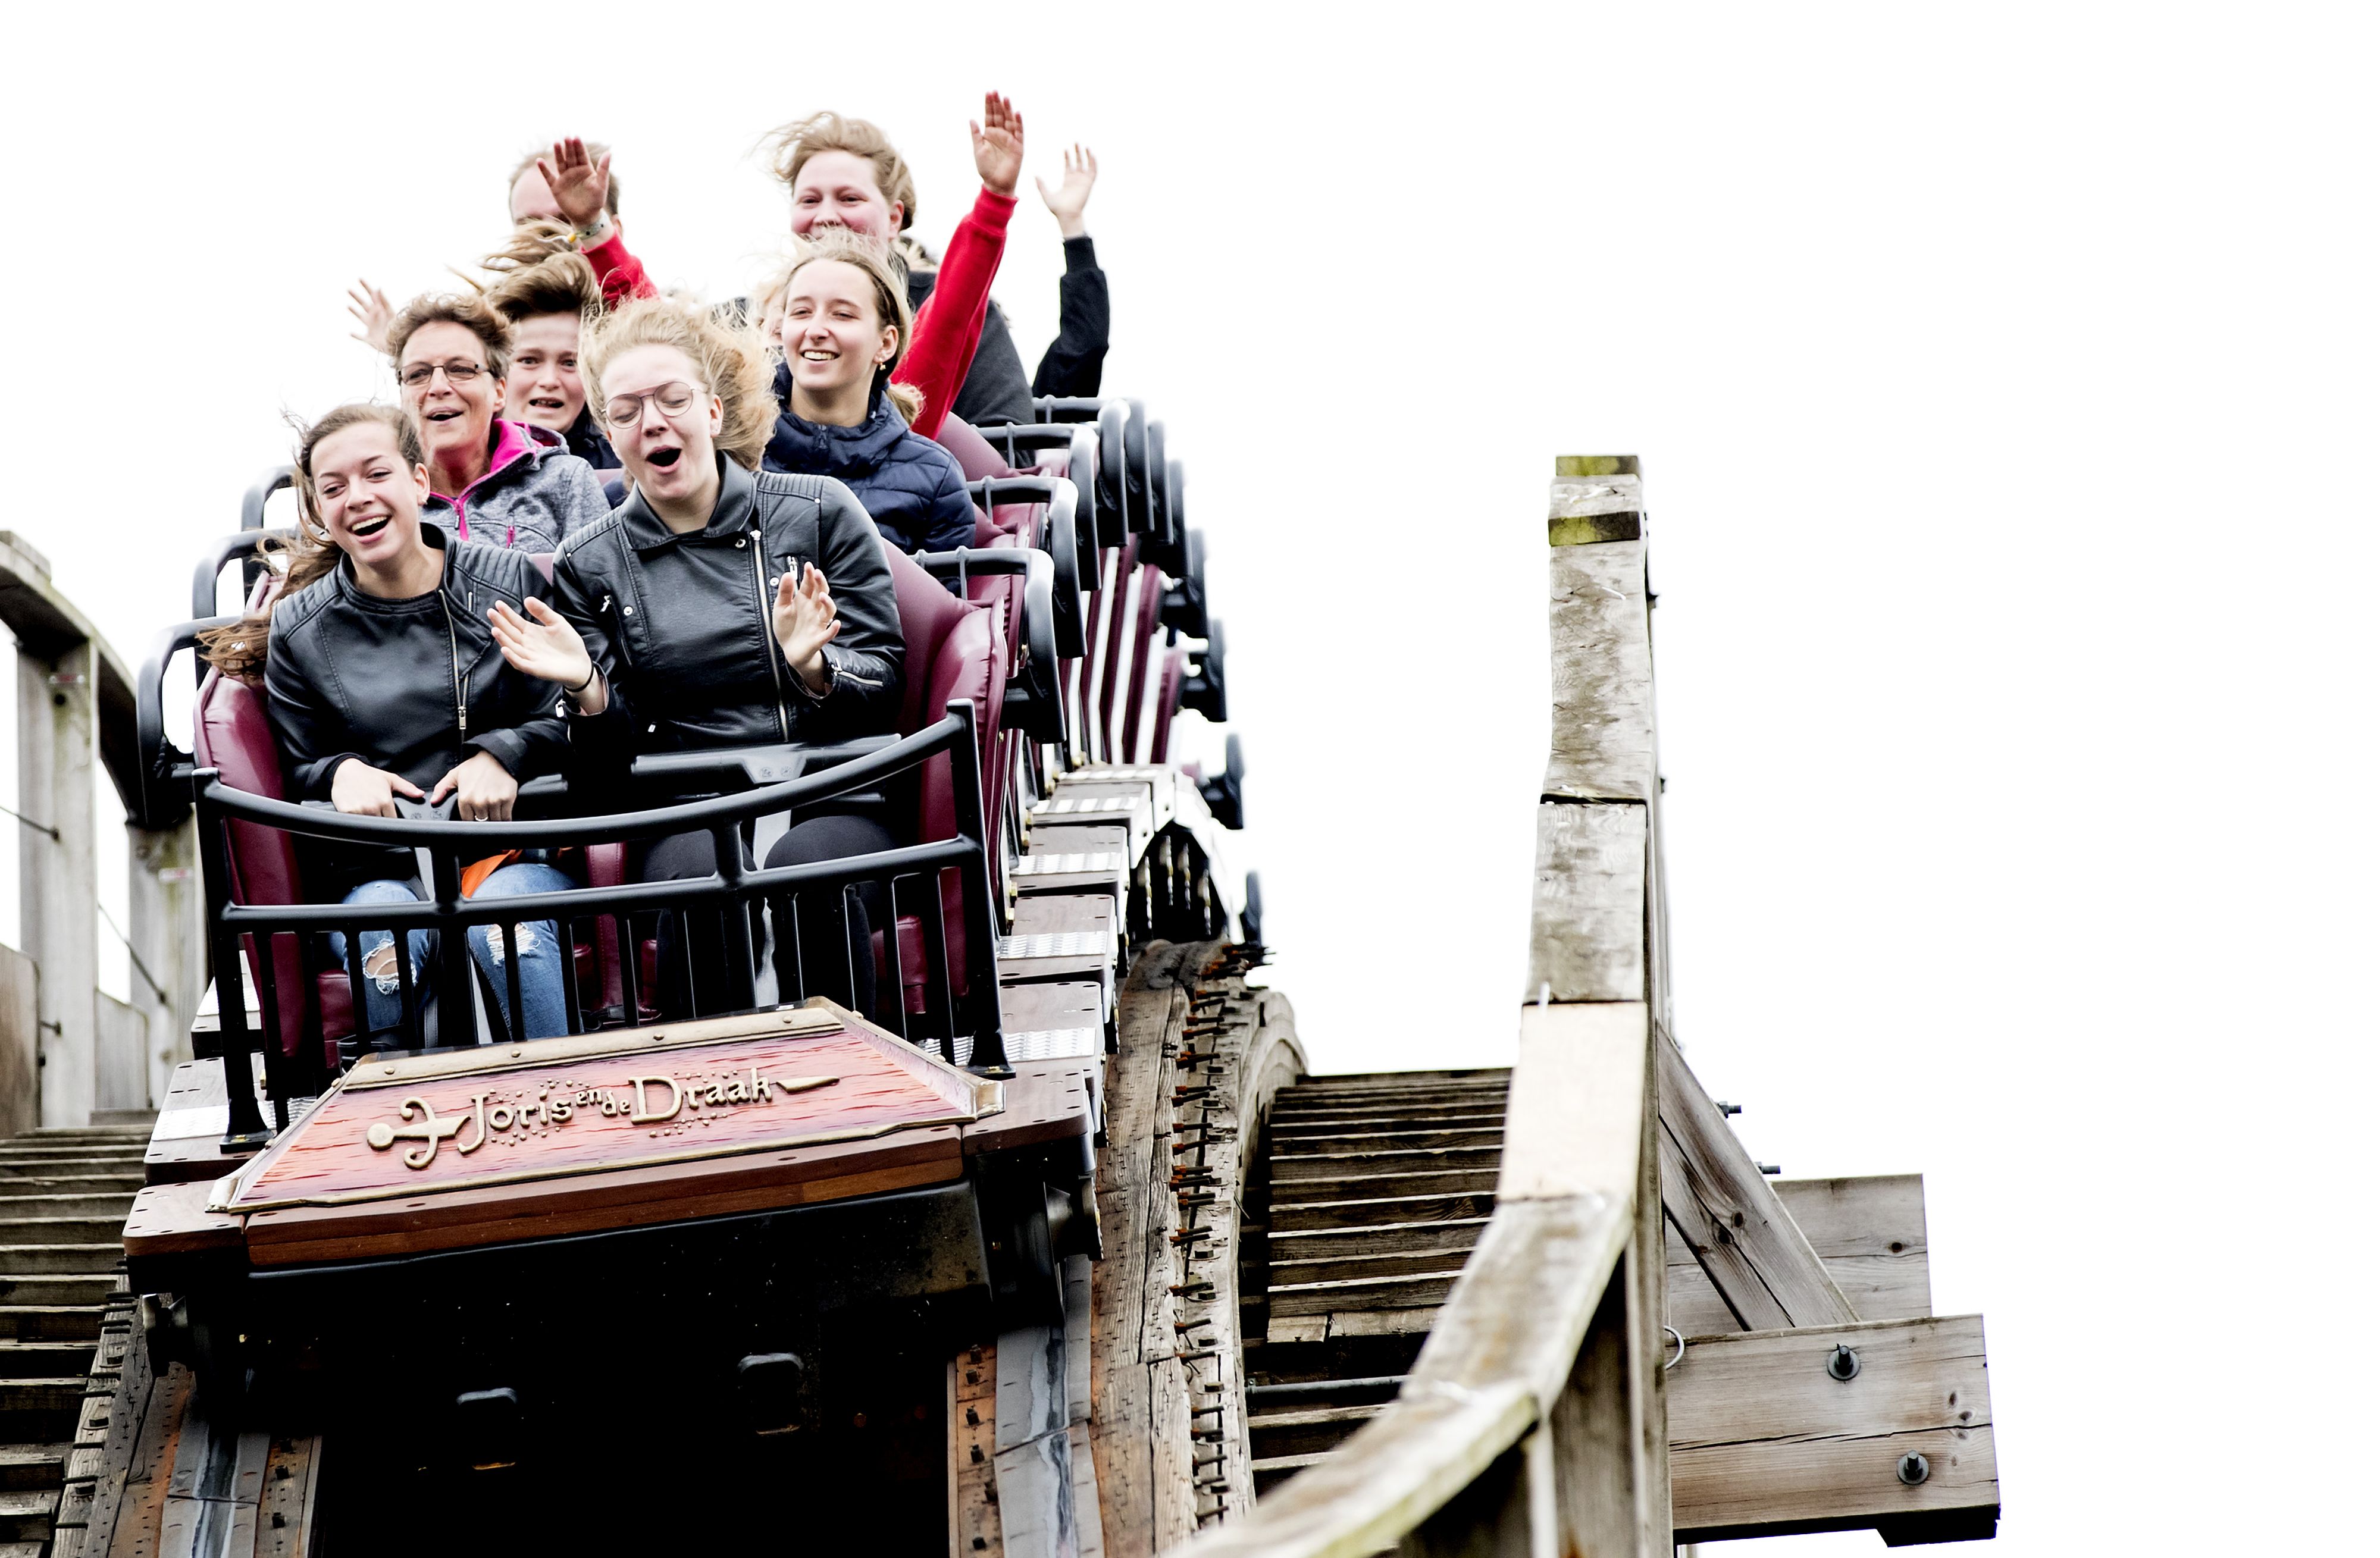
761 366 976 554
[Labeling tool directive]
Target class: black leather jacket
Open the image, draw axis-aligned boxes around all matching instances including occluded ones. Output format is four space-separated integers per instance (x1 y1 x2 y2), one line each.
264 527 570 800
548 457 903 761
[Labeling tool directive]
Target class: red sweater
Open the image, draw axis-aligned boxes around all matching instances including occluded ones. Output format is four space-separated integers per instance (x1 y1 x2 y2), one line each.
581 222 656 308
894 187 1016 438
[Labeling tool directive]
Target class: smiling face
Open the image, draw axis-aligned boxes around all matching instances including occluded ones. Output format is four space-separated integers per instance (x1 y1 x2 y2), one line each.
601 342 723 519
788 150 902 246
505 314 587 433
778 258 898 405
309 421 430 571
397 321 500 479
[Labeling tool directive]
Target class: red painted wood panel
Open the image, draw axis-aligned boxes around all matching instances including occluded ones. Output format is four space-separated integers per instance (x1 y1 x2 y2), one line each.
230 1027 968 1210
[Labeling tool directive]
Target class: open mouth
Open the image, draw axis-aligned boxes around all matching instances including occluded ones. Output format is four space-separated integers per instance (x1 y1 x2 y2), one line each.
350 516 390 538
425 409 464 426
648 447 682 469
528 395 568 412
798 349 837 362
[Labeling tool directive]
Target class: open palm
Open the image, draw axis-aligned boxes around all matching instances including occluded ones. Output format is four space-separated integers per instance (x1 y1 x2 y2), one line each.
970 93 1025 197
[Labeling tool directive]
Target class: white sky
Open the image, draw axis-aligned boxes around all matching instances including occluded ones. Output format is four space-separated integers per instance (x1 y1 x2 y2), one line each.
5 3 2372 1551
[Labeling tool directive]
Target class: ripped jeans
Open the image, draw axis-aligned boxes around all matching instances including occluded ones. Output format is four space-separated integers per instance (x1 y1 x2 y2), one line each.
327 863 577 1046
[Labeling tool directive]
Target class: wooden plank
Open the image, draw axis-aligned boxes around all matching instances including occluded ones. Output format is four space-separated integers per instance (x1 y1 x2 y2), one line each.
143 1058 271 1186
253 1435 320 1558
1541 534 1654 802
1667 1315 1996 1544
1087 945 1195 1557
1656 1035 1857 1331
1497 1002 1646 1202
998 982 1105 1040
963 1061 1099 1159
120 1183 240 1260
240 1127 959 1264
1666 1176 1930 1337
952 1347 1003 1558
1525 802 1646 1004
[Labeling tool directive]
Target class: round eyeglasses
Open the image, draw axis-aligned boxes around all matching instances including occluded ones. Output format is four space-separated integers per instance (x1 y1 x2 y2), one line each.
603 382 702 429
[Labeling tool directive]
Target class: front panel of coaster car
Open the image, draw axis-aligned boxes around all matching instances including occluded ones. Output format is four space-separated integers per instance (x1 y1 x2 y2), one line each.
124 394 1235 1487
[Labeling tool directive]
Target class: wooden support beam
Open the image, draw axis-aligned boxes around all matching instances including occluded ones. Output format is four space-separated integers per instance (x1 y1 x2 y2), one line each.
1666 1315 1997 1546
1668 1176 1930 1337
1657 1033 1858 1331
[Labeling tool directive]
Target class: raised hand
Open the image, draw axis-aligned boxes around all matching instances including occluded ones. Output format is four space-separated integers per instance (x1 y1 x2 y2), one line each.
534 137 613 230
970 92 1025 198
489 598 603 712
430 750 520 822
347 280 394 352
773 563 841 694
1035 145 1099 239
332 759 424 819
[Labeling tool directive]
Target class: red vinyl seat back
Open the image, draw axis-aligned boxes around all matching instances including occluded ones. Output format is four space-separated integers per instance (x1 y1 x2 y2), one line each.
935 415 1009 482
881 542 1007 993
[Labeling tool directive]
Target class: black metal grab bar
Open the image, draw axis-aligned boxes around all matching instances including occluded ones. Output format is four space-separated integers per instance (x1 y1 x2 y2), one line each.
198 702 1010 1153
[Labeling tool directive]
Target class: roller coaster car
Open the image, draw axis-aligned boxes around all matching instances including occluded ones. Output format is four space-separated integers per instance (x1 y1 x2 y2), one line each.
124 525 1099 1466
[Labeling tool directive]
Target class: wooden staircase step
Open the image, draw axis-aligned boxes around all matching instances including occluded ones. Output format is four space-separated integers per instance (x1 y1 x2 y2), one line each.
0 1309 101 1343
1265 1218 1491 1259
1263 1126 1505 1151
0 1343 94 1381
0 1278 118 1309
1257 1167 1499 1203
0 1239 124 1272
0 1196 136 1222
1272 1148 1505 1183
1267 1272 1458 1318
1269 1246 1481 1287
1269 1191 1495 1234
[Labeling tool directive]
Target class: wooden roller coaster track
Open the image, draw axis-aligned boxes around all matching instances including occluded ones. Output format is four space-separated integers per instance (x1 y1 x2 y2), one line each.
42 456 1997 1557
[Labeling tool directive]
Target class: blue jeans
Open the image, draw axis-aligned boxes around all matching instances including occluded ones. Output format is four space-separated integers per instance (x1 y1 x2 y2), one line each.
328 863 577 1045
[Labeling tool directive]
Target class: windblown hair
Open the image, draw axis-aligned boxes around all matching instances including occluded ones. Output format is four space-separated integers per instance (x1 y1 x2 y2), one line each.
757 229 923 424
582 297 774 470
197 406 424 678
480 223 605 326
386 292 513 380
763 112 917 233
506 143 621 218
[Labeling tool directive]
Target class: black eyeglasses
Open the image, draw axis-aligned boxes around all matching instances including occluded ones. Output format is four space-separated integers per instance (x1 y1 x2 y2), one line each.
603 382 702 429
399 360 491 389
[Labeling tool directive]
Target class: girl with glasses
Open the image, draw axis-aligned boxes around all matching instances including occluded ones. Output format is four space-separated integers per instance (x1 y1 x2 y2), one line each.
387 292 610 551
487 296 909 1020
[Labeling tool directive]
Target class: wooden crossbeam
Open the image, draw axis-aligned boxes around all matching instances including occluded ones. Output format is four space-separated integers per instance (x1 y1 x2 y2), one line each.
1656 1034 1858 1331
1666 1315 1998 1546
1668 1175 1929 1336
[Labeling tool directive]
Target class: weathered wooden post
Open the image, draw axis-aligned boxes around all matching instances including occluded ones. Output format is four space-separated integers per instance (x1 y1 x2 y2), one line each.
129 817 201 1105
0 529 189 1127
1 535 101 1127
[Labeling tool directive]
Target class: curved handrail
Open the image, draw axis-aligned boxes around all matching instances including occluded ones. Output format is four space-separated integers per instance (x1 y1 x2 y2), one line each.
194 710 967 851
1068 427 1103 560
966 474 1086 659
913 546 1064 747
193 529 287 621
240 466 295 532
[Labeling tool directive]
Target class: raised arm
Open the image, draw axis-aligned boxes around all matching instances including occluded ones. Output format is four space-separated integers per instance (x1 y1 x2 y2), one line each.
893 93 1022 437
1032 145 1110 398
538 137 657 306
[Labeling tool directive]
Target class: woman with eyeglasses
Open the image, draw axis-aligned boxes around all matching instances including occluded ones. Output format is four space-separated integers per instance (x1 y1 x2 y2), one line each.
387 292 610 551
199 404 580 1047
487 296 906 1019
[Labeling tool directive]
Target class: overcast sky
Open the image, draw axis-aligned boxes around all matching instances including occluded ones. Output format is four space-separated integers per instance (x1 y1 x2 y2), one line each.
4 4 2371 1551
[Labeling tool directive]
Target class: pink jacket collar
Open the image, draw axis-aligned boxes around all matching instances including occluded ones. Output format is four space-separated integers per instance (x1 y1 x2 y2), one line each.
439 419 549 544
